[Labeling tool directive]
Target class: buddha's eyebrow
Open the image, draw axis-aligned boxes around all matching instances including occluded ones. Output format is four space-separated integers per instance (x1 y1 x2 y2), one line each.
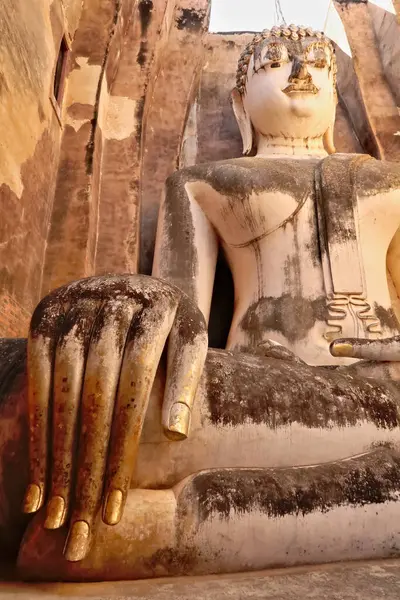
303 41 331 56
254 41 287 67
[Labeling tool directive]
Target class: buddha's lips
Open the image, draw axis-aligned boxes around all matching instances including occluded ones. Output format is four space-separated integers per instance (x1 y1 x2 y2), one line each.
282 83 319 95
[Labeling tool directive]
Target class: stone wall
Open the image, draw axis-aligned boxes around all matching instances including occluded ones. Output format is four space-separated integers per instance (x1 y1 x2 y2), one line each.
1 0 400 336
41 0 136 295
333 0 400 161
0 0 83 336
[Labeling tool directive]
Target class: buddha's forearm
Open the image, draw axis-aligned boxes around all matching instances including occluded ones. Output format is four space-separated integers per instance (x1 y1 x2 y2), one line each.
152 174 218 322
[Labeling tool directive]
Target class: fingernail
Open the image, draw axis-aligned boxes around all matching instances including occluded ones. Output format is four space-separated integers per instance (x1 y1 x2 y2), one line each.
103 489 123 525
64 521 90 562
23 483 42 513
44 496 65 529
166 403 191 441
331 342 354 357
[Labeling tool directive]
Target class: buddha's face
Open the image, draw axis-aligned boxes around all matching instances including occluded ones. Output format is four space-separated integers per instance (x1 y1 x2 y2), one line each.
243 37 336 141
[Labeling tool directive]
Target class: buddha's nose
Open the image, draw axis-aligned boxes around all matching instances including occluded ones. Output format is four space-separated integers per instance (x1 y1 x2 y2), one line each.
289 57 312 83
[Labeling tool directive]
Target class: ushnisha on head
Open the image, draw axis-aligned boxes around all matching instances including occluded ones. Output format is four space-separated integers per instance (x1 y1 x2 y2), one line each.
232 24 338 156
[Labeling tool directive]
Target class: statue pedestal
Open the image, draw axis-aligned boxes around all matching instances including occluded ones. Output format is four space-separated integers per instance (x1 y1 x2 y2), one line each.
1 560 400 599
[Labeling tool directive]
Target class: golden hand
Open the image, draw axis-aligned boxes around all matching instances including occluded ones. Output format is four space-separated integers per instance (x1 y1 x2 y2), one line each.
330 336 400 361
22 275 207 562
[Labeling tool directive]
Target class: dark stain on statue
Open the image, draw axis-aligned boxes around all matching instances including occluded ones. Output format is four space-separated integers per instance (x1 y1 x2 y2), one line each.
187 446 400 523
139 0 153 35
30 274 180 351
205 348 400 429
335 0 367 4
305 202 323 267
318 155 364 249
374 303 399 332
357 158 400 196
208 157 317 203
175 296 207 346
169 158 318 216
176 9 207 32
240 294 327 344
160 172 198 303
283 230 302 295
142 546 199 577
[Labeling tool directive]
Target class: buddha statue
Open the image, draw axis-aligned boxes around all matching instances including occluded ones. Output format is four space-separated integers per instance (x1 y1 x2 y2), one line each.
2 24 400 581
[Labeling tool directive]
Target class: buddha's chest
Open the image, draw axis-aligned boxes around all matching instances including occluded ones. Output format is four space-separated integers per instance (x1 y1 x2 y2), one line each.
206 188 313 248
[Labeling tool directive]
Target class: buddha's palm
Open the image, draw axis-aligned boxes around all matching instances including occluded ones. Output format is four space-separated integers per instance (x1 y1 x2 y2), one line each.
22 275 207 562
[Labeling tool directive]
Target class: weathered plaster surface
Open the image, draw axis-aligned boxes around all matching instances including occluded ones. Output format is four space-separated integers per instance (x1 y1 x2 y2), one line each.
334 0 400 161
368 2 400 107
104 97 138 140
0 0 83 336
139 0 211 274
95 0 175 277
41 0 129 295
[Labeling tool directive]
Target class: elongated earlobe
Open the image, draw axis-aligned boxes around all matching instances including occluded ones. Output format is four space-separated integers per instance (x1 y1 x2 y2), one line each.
323 96 337 154
231 88 254 155
323 123 336 154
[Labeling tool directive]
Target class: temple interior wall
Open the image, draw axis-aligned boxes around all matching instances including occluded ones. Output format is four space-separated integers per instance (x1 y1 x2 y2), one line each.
0 0 400 336
0 0 83 336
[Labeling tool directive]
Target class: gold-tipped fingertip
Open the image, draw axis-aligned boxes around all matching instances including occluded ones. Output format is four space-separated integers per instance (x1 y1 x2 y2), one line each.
23 483 42 514
64 521 90 562
330 341 354 358
166 403 191 441
44 496 66 530
103 489 123 526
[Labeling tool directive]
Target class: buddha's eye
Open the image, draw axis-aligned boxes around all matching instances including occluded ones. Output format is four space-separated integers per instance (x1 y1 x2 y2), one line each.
311 58 327 69
265 43 289 63
306 42 330 70
254 41 288 74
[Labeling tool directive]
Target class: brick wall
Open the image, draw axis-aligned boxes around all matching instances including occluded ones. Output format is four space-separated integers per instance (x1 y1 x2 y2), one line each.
0 293 31 338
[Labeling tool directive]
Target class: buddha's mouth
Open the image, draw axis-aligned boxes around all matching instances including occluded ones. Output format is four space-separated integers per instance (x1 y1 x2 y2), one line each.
282 83 319 95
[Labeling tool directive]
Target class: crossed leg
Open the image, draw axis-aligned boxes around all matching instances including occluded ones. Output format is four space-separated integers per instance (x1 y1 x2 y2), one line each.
3 341 399 580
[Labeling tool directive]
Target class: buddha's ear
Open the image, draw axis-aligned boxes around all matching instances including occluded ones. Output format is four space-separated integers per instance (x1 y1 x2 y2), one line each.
231 88 253 155
323 94 337 154
323 123 336 154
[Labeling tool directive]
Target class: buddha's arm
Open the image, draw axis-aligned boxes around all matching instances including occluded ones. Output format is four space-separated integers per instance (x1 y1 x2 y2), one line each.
152 170 219 323
0 168 218 564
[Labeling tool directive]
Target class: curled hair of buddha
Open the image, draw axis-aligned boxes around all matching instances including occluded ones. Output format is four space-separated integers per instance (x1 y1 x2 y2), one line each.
236 24 337 95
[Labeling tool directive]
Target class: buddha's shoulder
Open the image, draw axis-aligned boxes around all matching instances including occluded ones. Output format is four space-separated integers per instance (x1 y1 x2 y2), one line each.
356 155 400 196
168 156 316 199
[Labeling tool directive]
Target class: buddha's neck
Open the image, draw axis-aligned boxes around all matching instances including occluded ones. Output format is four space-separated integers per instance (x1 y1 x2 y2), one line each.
256 134 328 159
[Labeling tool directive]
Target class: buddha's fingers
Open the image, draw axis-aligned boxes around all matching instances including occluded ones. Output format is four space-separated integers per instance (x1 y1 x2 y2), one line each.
162 296 208 441
102 300 179 526
64 300 138 562
24 294 67 515
44 299 100 530
331 336 400 361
